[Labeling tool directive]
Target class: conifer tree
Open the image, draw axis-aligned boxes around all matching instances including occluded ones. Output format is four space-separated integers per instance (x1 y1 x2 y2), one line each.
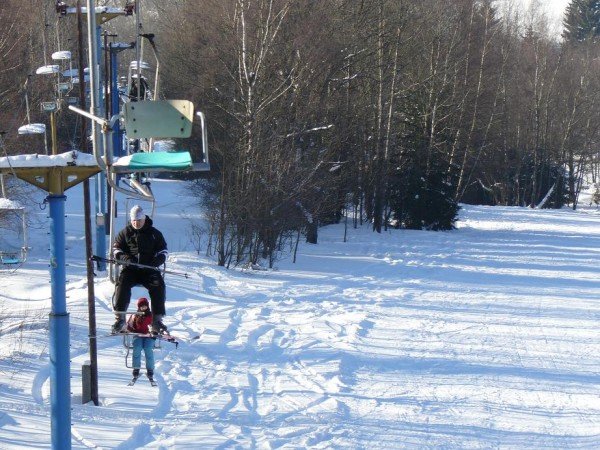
562 0 600 42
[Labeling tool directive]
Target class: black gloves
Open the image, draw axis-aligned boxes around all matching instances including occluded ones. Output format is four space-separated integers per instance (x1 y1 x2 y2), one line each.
151 254 166 267
119 253 133 263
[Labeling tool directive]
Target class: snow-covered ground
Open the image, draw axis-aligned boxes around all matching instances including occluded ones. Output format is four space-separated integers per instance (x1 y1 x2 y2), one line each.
0 179 599 449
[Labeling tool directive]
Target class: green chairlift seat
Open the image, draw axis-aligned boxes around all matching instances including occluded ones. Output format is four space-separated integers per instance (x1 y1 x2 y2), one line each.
112 151 193 173
0 252 22 265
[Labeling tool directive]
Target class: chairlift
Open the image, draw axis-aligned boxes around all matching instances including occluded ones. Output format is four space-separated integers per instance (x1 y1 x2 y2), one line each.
18 123 49 156
36 65 60 75
51 51 74 99
122 333 161 366
0 196 28 267
58 81 72 94
127 61 153 103
123 100 194 139
71 75 90 84
41 101 59 113
52 50 71 61
18 123 46 135
18 78 49 155
62 67 89 78
65 3 210 283
130 61 151 71
128 75 150 102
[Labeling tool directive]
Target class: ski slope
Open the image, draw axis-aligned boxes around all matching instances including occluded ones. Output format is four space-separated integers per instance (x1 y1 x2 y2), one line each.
0 179 599 449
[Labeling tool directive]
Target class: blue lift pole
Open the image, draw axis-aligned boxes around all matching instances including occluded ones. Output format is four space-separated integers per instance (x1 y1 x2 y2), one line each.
0 166 99 450
0 167 100 450
48 193 71 449
110 44 124 158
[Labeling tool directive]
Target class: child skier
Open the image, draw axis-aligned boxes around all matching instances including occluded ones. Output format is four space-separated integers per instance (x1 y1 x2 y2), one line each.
126 297 156 383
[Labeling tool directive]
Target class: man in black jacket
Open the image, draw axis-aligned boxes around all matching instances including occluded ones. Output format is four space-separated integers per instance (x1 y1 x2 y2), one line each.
111 205 168 334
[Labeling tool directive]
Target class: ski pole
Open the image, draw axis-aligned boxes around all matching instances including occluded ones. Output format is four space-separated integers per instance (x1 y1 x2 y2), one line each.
91 255 190 278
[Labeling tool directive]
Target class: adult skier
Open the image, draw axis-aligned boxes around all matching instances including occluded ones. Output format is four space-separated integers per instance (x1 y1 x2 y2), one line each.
111 205 168 335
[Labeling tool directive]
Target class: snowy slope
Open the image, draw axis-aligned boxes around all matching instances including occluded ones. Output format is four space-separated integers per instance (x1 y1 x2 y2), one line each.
0 179 599 449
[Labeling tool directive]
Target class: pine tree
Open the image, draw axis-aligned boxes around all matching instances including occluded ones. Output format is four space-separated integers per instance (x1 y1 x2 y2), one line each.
562 0 600 42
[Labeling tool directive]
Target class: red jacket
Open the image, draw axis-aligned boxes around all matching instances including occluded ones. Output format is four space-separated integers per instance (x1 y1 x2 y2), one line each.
127 311 153 334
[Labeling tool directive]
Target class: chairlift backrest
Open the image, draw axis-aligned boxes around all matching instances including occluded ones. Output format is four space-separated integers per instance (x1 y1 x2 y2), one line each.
0 201 27 266
123 100 194 139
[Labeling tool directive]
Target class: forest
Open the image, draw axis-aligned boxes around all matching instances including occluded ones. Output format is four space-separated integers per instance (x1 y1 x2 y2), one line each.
1 0 599 267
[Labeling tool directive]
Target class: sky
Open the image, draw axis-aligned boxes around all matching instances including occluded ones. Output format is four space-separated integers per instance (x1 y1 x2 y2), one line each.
0 178 598 448
504 0 571 36
538 0 570 17
519 0 570 21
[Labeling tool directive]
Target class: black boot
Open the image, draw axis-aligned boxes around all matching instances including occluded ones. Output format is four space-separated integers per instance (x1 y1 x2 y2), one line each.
150 314 167 335
111 315 125 334
147 369 154 381
132 368 140 378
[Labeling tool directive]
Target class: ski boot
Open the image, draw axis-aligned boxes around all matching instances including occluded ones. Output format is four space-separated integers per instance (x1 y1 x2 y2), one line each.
147 369 157 386
111 315 125 334
150 314 167 336
128 368 141 386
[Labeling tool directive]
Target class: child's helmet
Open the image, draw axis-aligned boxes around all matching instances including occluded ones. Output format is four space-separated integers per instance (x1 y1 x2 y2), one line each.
137 297 149 308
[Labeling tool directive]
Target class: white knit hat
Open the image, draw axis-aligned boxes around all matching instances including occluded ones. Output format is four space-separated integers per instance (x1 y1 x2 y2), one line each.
130 205 145 221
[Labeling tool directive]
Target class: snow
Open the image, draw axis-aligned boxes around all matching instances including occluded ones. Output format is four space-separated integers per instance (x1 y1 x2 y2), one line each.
0 198 22 209
35 65 60 75
17 124 46 135
113 154 137 167
51 51 72 61
153 140 177 152
0 151 98 168
0 178 599 449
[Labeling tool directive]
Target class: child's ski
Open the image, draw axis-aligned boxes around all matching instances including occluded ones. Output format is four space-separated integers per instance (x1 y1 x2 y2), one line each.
128 375 140 386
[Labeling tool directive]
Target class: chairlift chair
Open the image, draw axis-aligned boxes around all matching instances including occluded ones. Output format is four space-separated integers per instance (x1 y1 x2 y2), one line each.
68 34 211 278
52 51 73 90
18 123 49 156
123 332 161 369
0 199 28 267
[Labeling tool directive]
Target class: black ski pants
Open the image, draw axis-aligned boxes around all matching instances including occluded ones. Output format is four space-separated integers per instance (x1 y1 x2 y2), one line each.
113 268 166 316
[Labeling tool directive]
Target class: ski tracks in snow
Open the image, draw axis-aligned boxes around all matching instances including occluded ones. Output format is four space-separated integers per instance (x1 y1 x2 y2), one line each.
131 263 372 448
3 201 600 448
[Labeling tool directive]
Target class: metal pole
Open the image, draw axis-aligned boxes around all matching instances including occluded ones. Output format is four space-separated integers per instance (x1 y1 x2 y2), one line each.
0 173 6 198
48 193 71 450
77 0 98 406
44 129 49 156
50 111 58 155
135 0 142 101
85 0 107 271
110 44 123 158
95 46 108 271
